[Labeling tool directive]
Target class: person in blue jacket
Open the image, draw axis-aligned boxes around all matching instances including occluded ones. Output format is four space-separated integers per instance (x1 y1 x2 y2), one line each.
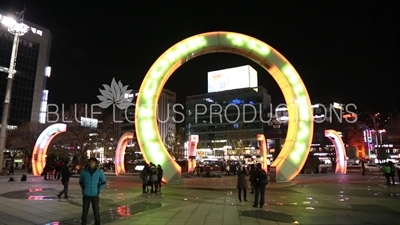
79 157 106 225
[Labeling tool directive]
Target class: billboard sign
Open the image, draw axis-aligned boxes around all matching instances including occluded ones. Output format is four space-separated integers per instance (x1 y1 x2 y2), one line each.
207 65 258 93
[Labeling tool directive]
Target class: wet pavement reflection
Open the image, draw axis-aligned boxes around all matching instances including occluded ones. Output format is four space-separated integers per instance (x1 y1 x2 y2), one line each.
1 173 400 224
240 210 296 223
1 188 57 200
1 187 161 224
43 202 162 224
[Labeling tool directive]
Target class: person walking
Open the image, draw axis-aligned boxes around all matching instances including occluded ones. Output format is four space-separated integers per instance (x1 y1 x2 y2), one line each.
251 163 268 208
57 161 71 199
388 161 396 185
361 160 366 175
79 158 107 225
381 162 391 185
237 166 248 202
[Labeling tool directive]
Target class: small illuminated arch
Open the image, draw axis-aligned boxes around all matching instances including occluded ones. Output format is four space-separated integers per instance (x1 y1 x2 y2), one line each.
187 135 199 173
32 123 67 175
136 31 313 183
115 132 134 176
257 134 268 172
325 129 347 174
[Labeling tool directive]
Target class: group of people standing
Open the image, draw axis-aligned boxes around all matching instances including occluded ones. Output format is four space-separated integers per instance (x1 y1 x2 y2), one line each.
381 161 399 185
42 160 65 180
237 163 268 208
140 163 163 193
225 163 238 175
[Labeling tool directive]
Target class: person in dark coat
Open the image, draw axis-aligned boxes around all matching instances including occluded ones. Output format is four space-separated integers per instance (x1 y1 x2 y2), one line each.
156 164 163 192
249 165 256 193
55 160 63 179
43 163 51 180
57 161 71 199
148 164 158 193
251 163 267 208
79 158 106 225
388 161 396 185
8 165 14 175
140 165 149 193
237 166 248 202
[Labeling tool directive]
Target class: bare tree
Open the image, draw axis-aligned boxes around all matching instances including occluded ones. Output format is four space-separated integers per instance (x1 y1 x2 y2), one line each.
224 124 249 164
61 104 116 167
6 121 46 173
44 137 69 162
164 129 184 159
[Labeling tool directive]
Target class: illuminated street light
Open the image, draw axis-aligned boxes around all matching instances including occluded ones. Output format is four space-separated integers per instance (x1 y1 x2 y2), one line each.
0 12 30 168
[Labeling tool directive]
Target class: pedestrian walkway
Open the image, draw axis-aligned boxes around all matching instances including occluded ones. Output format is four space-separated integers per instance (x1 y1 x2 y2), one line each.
0 172 399 224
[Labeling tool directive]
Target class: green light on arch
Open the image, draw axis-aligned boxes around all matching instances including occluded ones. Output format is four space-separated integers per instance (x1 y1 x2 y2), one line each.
136 31 313 183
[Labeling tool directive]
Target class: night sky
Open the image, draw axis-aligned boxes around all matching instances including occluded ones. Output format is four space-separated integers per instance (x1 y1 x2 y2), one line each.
0 1 398 113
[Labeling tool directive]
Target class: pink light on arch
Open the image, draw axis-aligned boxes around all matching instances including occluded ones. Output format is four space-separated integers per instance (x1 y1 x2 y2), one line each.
115 132 134 176
257 134 268 172
325 129 347 174
187 135 199 173
32 123 67 175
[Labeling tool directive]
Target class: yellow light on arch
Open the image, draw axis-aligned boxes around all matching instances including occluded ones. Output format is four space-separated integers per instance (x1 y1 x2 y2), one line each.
136 31 313 183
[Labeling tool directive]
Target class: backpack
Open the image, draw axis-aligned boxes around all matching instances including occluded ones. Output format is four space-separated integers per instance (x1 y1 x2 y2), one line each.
256 169 268 185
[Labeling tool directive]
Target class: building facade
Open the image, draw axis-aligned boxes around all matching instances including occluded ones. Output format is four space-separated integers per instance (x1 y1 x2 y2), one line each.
158 89 176 143
0 10 52 126
266 102 358 157
185 86 271 158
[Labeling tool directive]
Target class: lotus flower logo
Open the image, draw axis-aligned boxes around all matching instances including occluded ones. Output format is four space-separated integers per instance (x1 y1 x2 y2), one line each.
97 78 133 109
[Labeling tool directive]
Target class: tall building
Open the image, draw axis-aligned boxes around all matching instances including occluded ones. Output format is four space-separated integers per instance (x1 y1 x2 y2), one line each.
185 65 268 160
116 89 176 144
185 86 271 158
0 10 52 126
158 89 176 143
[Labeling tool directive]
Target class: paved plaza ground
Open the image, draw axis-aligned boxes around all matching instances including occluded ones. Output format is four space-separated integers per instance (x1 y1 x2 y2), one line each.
0 170 399 225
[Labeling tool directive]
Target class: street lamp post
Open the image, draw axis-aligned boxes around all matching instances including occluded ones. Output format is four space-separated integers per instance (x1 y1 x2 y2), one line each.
0 14 30 168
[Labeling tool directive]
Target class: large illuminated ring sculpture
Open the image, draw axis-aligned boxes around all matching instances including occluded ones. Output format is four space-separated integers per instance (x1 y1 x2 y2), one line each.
136 31 313 183
32 123 67 175
257 134 268 172
325 129 347 174
115 132 134 176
